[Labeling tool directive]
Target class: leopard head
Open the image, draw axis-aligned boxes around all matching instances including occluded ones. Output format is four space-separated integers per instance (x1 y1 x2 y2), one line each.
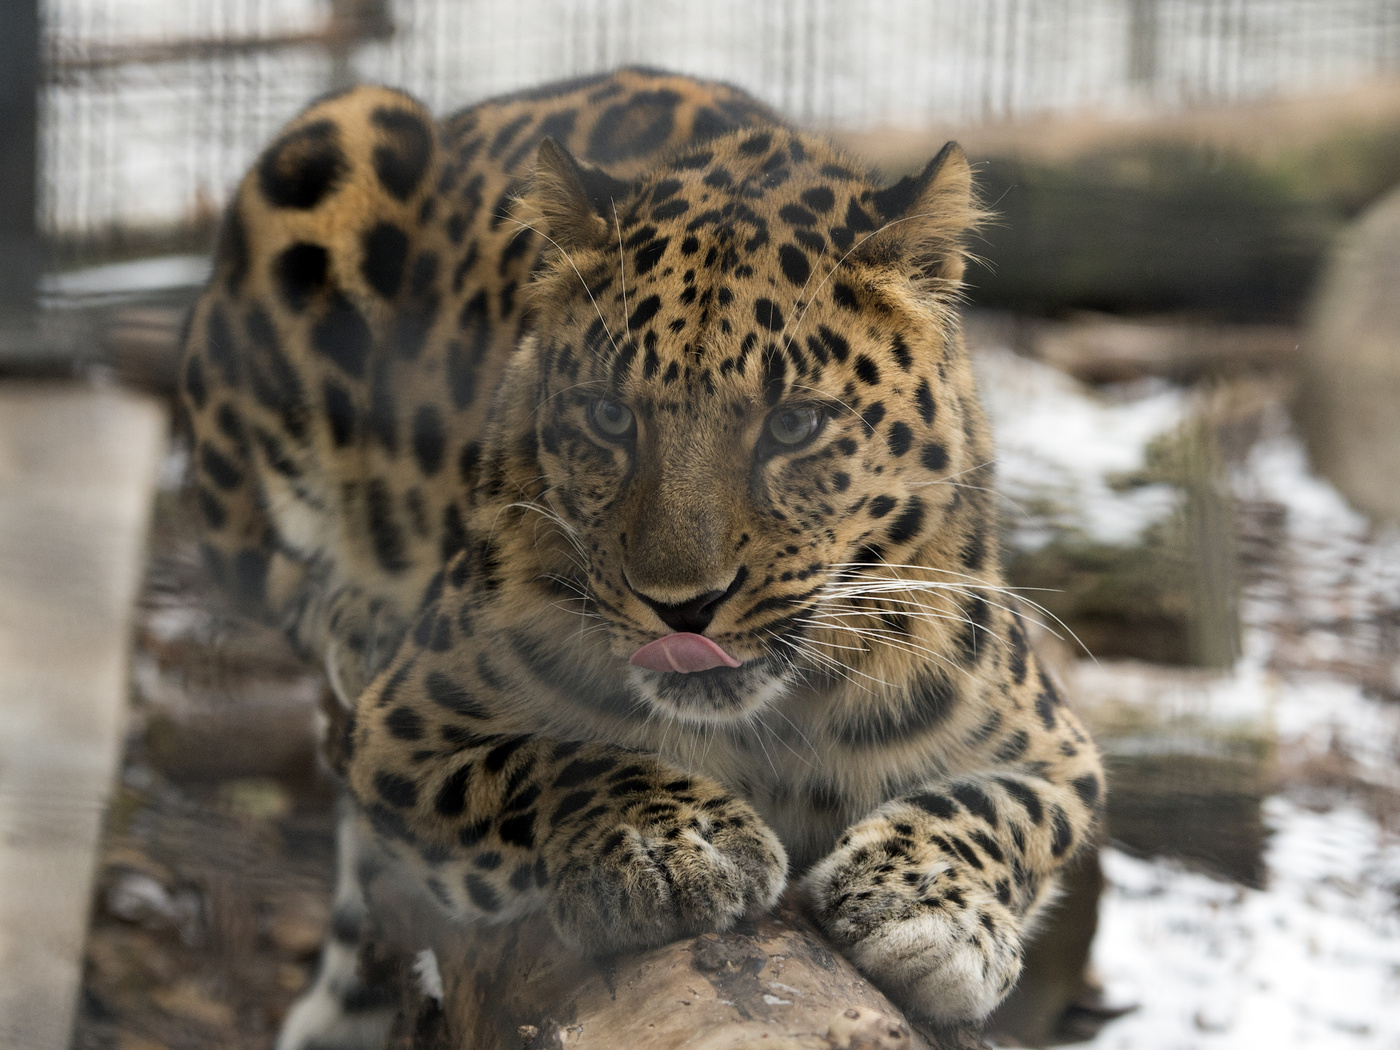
509 129 990 723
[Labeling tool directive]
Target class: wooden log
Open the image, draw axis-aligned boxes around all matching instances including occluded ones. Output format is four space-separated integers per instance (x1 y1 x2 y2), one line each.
104 306 188 395
364 882 989 1050
961 150 1335 322
1071 661 1275 888
1029 314 1300 386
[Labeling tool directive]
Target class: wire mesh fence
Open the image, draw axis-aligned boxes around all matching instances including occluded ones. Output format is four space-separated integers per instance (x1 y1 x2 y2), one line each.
38 0 1400 250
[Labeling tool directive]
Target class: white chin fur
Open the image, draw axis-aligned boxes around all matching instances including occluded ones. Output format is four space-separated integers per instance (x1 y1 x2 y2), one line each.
629 661 791 724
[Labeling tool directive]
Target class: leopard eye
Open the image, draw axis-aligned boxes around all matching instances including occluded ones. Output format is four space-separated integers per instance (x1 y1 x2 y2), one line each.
766 404 824 447
588 397 635 439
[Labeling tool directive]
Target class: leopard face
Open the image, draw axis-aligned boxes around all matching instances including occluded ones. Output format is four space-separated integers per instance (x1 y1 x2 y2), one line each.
515 133 983 722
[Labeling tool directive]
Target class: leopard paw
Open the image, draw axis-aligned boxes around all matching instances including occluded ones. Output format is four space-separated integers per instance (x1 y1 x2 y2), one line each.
548 795 786 955
803 850 1021 1023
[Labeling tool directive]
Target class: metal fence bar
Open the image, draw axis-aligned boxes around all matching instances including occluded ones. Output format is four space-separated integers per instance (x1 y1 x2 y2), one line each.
2 0 41 316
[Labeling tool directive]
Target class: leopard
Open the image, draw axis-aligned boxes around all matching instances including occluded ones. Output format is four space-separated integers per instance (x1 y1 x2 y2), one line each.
179 67 1104 1049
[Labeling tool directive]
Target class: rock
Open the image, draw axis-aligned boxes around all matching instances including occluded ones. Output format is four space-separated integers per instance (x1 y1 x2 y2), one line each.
1297 184 1400 523
150 980 235 1029
266 893 330 959
103 870 202 945
977 349 1244 667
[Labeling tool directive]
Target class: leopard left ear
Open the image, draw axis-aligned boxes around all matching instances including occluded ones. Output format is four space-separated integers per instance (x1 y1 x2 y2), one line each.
858 142 978 286
519 137 635 251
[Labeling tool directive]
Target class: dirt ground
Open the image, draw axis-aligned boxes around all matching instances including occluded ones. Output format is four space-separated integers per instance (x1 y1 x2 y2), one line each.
70 483 340 1050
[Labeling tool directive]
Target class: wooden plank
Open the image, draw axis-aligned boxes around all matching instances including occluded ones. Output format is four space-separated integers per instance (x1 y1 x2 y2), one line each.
0 383 167 1050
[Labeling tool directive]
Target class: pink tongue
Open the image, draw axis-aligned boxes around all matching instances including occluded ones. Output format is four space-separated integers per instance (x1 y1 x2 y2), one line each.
630 633 742 673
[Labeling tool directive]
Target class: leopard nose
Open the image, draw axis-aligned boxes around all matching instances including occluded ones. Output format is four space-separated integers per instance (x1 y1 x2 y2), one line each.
629 566 748 635
637 589 728 634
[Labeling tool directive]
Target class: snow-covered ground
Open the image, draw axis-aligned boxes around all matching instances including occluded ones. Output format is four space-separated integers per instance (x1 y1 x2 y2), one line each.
977 349 1400 1049
976 348 1189 548
1092 800 1400 1050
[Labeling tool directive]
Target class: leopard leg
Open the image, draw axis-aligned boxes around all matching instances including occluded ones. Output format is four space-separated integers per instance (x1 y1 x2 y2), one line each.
276 801 397 1050
180 82 454 662
341 555 788 955
180 281 300 624
351 721 788 956
804 655 1105 1025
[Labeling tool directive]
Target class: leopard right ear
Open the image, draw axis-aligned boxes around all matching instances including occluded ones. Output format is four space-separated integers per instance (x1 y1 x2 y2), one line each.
856 142 980 288
519 137 634 251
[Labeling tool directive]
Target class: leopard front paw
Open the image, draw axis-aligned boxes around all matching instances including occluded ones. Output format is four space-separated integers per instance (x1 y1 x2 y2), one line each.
548 794 787 955
803 848 1021 1024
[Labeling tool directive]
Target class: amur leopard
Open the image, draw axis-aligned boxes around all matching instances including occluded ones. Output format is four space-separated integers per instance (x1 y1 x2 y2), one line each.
179 67 1104 1048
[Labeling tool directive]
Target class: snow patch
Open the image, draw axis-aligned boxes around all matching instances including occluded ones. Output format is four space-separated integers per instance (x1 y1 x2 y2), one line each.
975 349 1187 547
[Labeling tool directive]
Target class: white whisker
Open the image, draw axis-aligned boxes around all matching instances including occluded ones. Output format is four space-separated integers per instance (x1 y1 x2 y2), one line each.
821 558 1093 659
507 217 620 358
795 614 977 682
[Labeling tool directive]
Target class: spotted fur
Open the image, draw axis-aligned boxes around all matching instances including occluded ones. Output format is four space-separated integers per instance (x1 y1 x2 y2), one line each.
180 68 1103 1046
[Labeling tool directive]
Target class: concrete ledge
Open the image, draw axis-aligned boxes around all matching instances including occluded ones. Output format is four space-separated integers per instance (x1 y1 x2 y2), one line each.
0 383 167 1050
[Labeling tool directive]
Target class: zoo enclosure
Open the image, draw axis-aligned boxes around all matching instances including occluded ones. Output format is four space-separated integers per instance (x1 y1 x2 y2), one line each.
32 0 1400 254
